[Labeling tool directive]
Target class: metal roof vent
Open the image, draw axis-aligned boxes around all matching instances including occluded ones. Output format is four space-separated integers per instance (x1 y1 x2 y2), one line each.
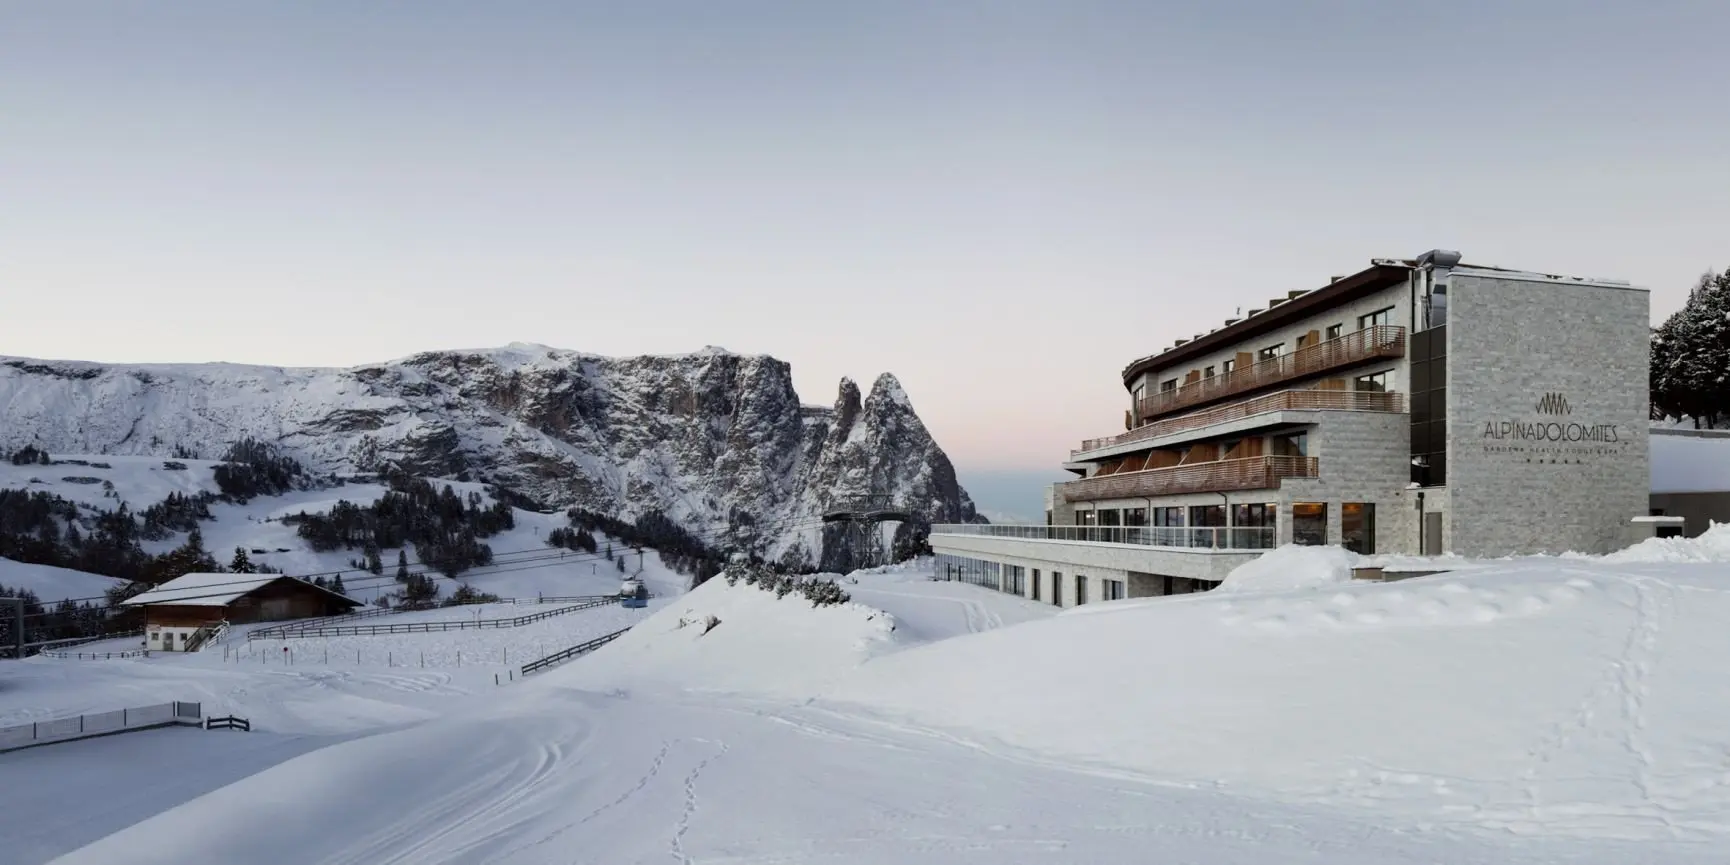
1416 249 1463 268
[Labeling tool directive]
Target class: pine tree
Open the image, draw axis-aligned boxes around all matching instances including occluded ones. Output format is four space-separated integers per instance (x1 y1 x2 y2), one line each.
616 556 626 573
229 546 256 574
396 549 410 583
364 541 383 575
1653 268 1730 425
332 574 347 595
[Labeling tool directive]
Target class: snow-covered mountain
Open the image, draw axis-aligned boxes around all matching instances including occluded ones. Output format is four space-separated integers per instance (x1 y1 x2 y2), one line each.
0 344 980 567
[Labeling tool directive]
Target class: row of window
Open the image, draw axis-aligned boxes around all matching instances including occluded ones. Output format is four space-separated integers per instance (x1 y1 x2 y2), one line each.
1079 503 1278 529
1157 307 1397 392
934 554 1127 608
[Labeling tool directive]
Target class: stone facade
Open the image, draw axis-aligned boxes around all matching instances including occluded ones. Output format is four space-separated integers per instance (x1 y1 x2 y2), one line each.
1445 271 1650 556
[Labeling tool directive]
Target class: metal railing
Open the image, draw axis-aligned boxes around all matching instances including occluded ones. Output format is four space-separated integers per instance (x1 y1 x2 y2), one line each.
184 620 229 653
0 701 202 753
1136 325 1406 421
1061 454 1318 502
932 523 1277 551
250 596 620 640
1078 388 1405 455
520 627 632 676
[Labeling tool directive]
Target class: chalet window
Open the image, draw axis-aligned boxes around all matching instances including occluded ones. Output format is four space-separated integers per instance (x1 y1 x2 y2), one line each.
1160 378 1178 392
1325 323 1342 340
1222 359 1235 375
1358 307 1394 330
1202 365 1215 379
1257 344 1283 362
1354 371 1390 392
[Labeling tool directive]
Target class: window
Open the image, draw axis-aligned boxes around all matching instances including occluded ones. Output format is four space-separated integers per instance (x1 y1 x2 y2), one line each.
1257 343 1283 362
1122 507 1147 527
1102 579 1127 601
1032 569 1041 601
1292 502 1327 545
1152 507 1184 526
1074 575 1087 605
1160 378 1178 392
1342 503 1375 554
1202 365 1215 379
1325 323 1342 340
1354 371 1390 392
1051 572 1063 607
1359 307 1394 330
1272 432 1307 457
1222 359 1235 375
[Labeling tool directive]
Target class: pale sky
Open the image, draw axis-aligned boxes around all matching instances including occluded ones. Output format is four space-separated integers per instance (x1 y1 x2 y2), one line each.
5 1 1727 515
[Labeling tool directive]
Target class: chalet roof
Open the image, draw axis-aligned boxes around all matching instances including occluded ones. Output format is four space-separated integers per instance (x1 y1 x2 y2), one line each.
121 572 360 608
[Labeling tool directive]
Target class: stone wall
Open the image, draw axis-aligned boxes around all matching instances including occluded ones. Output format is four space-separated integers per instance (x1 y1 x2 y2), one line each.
1446 273 1649 555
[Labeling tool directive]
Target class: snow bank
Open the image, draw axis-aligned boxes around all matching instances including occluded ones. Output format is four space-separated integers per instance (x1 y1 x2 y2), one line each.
547 574 902 699
1213 544 1358 594
1602 522 1730 563
824 558 1730 838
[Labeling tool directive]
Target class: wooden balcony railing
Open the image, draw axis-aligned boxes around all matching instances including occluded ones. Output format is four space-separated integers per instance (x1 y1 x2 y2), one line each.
1137 325 1406 421
1060 455 1318 503
1076 389 1405 456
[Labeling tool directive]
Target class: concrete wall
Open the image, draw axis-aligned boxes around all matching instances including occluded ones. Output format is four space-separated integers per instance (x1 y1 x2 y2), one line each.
1446 272 1650 555
1648 492 1730 538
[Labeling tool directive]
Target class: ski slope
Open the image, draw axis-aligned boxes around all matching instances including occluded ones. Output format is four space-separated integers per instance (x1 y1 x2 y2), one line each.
5 552 1730 863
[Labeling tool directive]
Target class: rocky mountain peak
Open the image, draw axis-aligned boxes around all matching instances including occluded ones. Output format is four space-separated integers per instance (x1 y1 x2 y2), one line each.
0 346 983 570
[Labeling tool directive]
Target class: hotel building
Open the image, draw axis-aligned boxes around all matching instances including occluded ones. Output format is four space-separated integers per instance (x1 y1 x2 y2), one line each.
934 250 1651 606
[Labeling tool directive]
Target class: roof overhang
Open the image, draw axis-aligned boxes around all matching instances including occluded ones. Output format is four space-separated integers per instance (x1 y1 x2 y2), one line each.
1119 261 1415 390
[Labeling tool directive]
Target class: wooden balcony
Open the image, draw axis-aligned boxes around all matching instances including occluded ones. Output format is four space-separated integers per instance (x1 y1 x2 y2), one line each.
1076 388 1405 456
1137 325 1405 421
1060 455 1318 503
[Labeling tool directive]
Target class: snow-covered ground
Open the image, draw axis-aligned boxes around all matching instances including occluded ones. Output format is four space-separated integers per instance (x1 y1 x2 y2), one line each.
0 558 127 603
5 551 1730 863
1 453 689 607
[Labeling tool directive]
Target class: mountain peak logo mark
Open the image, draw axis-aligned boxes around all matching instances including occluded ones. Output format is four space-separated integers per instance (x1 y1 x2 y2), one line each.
1534 393 1571 415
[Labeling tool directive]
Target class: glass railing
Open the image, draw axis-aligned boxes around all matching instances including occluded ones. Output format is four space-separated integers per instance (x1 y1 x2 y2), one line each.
930 523 1277 551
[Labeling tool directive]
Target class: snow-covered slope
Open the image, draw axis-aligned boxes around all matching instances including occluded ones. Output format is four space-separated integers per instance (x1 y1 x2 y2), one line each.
0 559 126 604
11 554 1728 864
1 454 691 607
824 550 1730 840
0 346 980 567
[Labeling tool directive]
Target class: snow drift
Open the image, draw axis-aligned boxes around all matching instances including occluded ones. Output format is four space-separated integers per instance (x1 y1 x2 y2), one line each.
547 573 904 700
823 558 1730 839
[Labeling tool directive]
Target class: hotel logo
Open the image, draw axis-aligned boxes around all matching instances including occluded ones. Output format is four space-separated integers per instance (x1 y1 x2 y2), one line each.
1534 393 1571 415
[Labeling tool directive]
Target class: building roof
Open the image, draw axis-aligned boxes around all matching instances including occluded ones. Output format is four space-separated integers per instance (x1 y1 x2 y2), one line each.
121 572 360 608
1651 428 1730 495
1118 255 1645 391
1119 261 1414 389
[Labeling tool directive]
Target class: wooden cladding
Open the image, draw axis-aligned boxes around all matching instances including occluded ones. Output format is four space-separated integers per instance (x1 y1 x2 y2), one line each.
1135 325 1406 422
1077 388 1405 455
1061 455 1319 503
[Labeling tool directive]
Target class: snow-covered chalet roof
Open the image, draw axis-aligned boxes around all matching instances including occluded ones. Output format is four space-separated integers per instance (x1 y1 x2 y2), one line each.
121 572 357 608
